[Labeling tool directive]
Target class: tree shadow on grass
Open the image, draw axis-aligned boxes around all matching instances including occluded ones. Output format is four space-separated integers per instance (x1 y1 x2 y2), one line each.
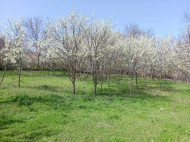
97 86 129 97
25 129 60 141
36 85 62 92
143 81 176 92
22 71 68 79
170 88 190 95
24 84 90 96
23 85 69 93
4 127 61 142
97 84 171 103
0 114 24 130
146 85 176 92
0 94 74 112
132 89 171 102
1 121 62 142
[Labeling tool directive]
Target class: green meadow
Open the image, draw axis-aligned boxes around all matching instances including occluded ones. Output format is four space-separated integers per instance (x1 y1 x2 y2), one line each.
0 71 190 142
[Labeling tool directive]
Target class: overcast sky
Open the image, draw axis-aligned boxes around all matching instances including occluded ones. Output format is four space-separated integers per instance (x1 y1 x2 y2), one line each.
0 0 189 36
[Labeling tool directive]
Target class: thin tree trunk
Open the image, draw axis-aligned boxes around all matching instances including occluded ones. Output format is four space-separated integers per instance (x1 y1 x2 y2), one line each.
83 71 86 81
186 78 189 84
18 58 22 87
130 77 133 98
144 76 147 88
100 80 103 91
135 72 138 89
37 55 40 68
151 73 155 83
79 72 82 81
107 75 110 87
120 73 122 84
185 73 188 83
0 66 7 86
94 84 97 95
118 74 121 84
18 67 21 87
151 68 154 81
93 74 97 95
72 80 75 94
159 74 162 91
165 71 167 83
174 74 177 83
152 73 155 84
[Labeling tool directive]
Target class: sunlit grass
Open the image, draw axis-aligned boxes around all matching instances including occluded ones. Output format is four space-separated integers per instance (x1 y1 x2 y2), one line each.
0 71 190 141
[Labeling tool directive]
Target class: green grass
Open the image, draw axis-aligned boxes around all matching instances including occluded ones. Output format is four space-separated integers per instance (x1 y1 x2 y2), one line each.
0 71 190 142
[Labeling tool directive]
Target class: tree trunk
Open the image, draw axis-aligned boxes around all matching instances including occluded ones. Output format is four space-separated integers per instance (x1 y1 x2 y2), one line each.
130 77 133 98
135 72 138 89
118 74 121 84
83 71 86 81
151 68 154 81
93 74 98 95
186 78 189 84
107 75 110 87
152 73 155 84
159 74 162 91
174 73 178 83
151 73 155 83
37 55 40 68
72 80 75 94
0 66 7 86
185 73 189 83
100 80 103 91
18 67 21 87
18 58 22 87
79 72 82 81
144 76 147 88
165 71 167 83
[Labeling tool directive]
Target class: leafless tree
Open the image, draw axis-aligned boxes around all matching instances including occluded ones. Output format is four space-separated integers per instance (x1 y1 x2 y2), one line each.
23 16 44 68
124 23 154 39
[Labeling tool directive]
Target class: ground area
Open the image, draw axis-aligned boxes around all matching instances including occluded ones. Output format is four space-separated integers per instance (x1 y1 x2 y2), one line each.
0 71 190 142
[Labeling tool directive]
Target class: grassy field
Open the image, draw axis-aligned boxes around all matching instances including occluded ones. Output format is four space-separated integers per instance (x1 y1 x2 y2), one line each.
0 71 190 142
